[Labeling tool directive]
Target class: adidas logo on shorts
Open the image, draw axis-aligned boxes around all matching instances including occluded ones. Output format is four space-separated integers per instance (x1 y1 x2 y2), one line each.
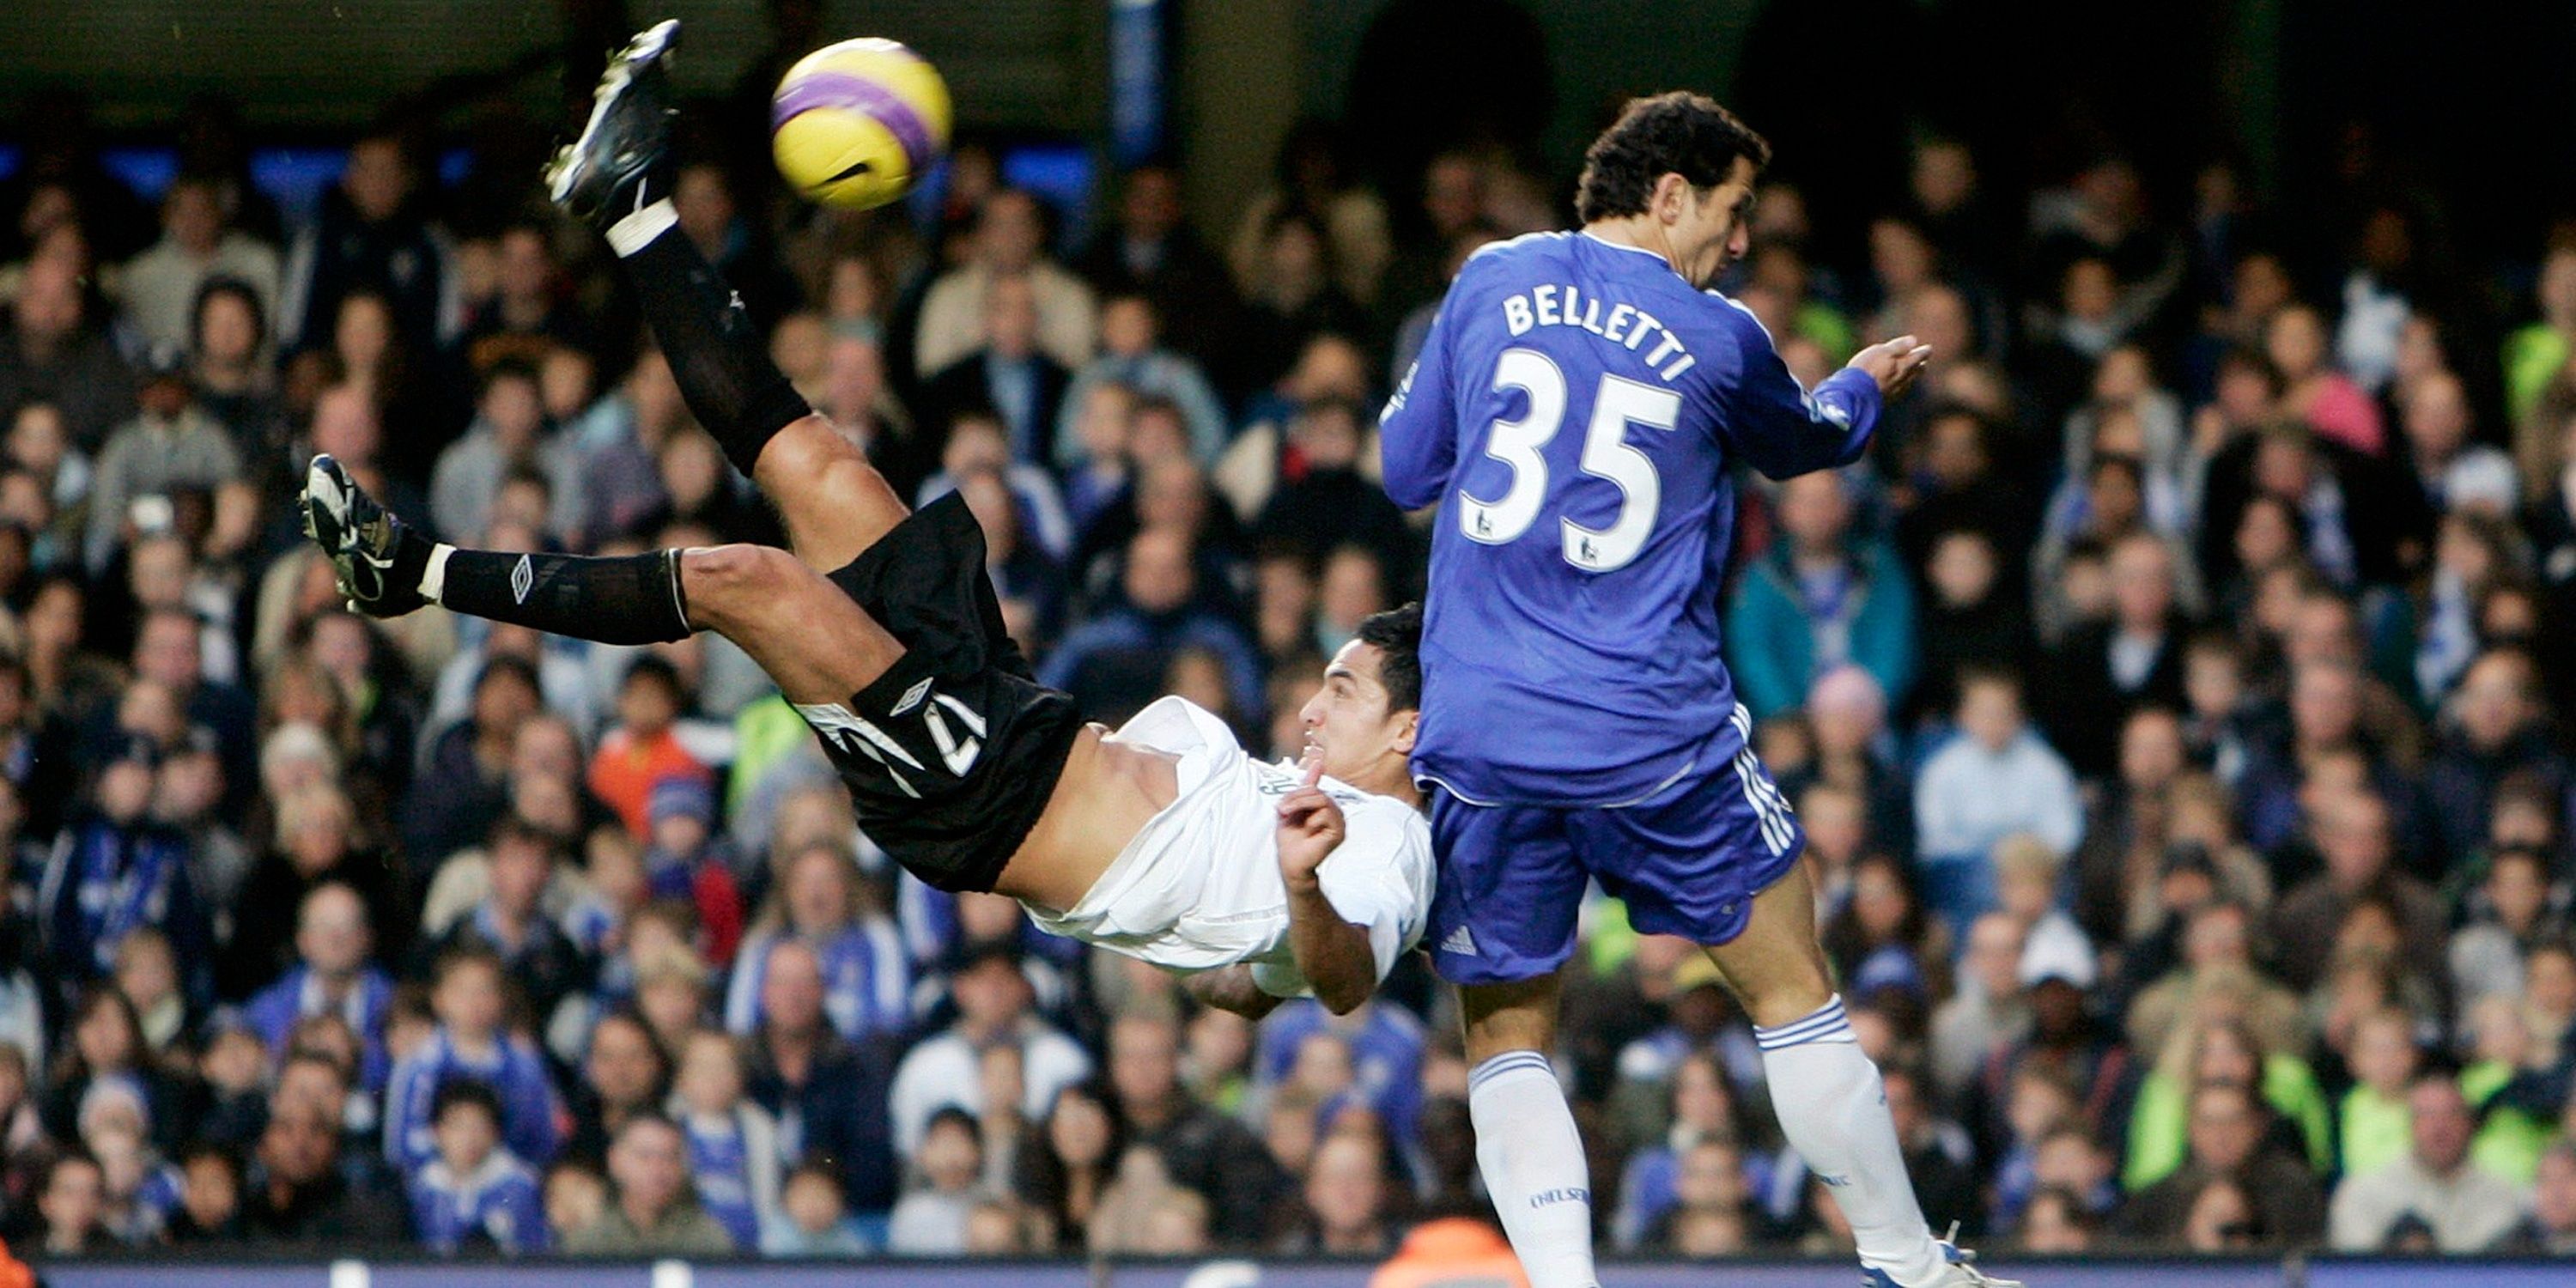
1441 925 1479 957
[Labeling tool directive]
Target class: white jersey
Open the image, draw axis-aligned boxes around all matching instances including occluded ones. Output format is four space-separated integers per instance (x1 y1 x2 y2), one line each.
1026 696 1434 998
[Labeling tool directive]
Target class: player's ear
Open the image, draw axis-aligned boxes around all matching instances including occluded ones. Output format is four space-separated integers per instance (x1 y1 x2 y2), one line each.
1390 709 1419 756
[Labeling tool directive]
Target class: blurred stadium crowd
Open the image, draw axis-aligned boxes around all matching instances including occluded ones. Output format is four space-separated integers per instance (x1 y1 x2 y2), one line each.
3 27 2576 1268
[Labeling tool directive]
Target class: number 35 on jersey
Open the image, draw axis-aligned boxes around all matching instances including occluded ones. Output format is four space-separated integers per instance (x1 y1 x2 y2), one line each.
1456 348 1683 574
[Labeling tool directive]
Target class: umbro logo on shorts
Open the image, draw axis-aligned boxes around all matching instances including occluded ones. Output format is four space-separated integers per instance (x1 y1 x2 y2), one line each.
1441 925 1479 957
890 676 933 716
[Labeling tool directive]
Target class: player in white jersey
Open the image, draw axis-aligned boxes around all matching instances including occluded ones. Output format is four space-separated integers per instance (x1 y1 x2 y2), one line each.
300 21 1430 1015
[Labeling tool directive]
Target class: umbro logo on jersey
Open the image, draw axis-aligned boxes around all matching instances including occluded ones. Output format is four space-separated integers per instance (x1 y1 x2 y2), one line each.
1441 926 1479 957
890 676 933 716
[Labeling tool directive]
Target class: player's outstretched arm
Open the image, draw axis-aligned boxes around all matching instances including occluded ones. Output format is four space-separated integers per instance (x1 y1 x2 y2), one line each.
1276 756 1378 1015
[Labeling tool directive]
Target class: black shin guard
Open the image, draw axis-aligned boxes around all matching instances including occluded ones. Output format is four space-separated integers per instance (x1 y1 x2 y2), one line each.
439 548 694 645
619 227 814 477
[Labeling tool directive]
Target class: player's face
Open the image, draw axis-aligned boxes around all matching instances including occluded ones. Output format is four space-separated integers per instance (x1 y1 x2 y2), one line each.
1668 157 1759 289
1300 641 1417 793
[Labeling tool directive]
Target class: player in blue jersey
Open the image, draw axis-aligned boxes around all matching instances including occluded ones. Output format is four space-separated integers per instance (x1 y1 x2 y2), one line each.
1378 94 2014 1288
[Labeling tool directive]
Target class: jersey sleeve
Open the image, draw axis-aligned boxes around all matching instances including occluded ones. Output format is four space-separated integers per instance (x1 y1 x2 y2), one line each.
1315 817 1423 984
1376 268 1473 510
1708 298 1882 480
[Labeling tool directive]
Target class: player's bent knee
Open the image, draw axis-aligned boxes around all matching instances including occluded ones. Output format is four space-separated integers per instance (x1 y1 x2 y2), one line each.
680 544 800 628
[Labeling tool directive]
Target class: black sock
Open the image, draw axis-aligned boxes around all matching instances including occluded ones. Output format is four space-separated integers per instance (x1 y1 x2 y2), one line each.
436 548 694 645
619 225 814 477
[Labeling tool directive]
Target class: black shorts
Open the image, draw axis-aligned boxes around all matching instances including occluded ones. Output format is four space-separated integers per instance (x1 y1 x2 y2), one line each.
802 493 1083 893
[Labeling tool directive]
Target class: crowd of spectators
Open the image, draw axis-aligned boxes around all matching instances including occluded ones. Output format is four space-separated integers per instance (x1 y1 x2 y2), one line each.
1 51 2575 1269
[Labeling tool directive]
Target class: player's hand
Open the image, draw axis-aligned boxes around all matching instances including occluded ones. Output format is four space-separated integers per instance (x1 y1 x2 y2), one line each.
1847 333 1935 399
1276 751 1346 896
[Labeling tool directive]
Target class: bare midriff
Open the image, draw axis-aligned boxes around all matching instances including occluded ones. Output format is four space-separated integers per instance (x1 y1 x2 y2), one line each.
990 724 1180 913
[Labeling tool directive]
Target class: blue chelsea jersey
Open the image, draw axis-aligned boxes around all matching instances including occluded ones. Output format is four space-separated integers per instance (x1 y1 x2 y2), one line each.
1378 231 1884 805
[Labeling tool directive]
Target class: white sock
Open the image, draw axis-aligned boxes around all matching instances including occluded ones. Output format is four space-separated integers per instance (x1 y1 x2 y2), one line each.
605 197 678 258
1467 1051 1598 1288
1757 995 1947 1285
418 544 453 603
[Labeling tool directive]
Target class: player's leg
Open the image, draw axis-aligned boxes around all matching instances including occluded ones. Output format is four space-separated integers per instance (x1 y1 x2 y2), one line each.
1589 742 1997 1288
301 455 902 704
546 20 905 570
1704 866 1952 1287
1426 794 1598 1288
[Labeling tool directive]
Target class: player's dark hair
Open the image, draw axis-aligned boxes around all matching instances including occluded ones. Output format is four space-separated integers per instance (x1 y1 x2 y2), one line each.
430 1078 505 1129
1576 93 1772 225
1357 602 1423 714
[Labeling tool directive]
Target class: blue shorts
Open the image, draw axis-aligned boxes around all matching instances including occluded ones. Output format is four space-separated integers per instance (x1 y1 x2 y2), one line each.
1425 742 1805 986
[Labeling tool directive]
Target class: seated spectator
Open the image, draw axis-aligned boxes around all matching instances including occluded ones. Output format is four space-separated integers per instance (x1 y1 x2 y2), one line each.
744 939 900 1214
1012 1080 1127 1252
2268 789 2445 993
2113 1080 2325 1247
1912 669 2083 932
1256 994 1425 1147
35 1151 112 1256
564 1007 669 1166
243 1097 408 1243
1057 293 1230 465
1059 380 1139 535
1279 1127 1397 1256
671 1027 777 1251
560 1111 735 1255
118 177 282 361
1611 1051 1768 1251
41 985 188 1156
957 468 1071 653
2268 303 2385 457
2336 1008 2424 1179
419 815 588 1034
1213 333 1375 521
1250 398 1414 576
1105 1012 1283 1249
165 1142 248 1245
625 775 738 961
889 943 1089 1158
1074 164 1237 365
83 358 244 573
458 222 594 369
1725 471 1917 721
2450 845 2566 1014
917 274 1073 467
2422 649 2567 871
914 409 1074 560
428 360 581 544
586 656 710 841
406 1079 546 1255
244 882 393 1090
914 189 1098 380
1040 526 1265 726
39 735 208 993
0 258 137 453
761 1159 872 1256
2329 1074 2532 1251
2507 1140 2576 1254
1220 212 1369 401
382 946 562 1171
726 841 908 1042
2036 532 2191 778
889 1105 988 1255
2123 900 2305 1061
1929 913 2028 1105
1907 528 2035 730
2124 1017 2331 1194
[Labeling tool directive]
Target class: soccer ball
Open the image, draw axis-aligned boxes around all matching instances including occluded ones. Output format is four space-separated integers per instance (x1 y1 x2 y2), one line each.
769 38 951 210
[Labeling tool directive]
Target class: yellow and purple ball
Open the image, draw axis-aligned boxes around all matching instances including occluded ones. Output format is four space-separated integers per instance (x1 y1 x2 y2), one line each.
769 37 951 210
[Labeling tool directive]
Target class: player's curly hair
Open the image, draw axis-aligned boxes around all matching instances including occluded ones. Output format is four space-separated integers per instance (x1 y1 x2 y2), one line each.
1357 602 1423 714
1574 92 1772 224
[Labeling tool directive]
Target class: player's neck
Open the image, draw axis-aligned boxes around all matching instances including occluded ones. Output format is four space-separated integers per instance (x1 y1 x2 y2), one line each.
1583 216 1681 276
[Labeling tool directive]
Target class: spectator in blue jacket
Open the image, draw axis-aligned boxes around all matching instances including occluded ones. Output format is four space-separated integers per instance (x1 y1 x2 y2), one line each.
1725 471 1917 723
407 1078 546 1254
37 735 208 1000
243 882 393 1091
383 946 562 1171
